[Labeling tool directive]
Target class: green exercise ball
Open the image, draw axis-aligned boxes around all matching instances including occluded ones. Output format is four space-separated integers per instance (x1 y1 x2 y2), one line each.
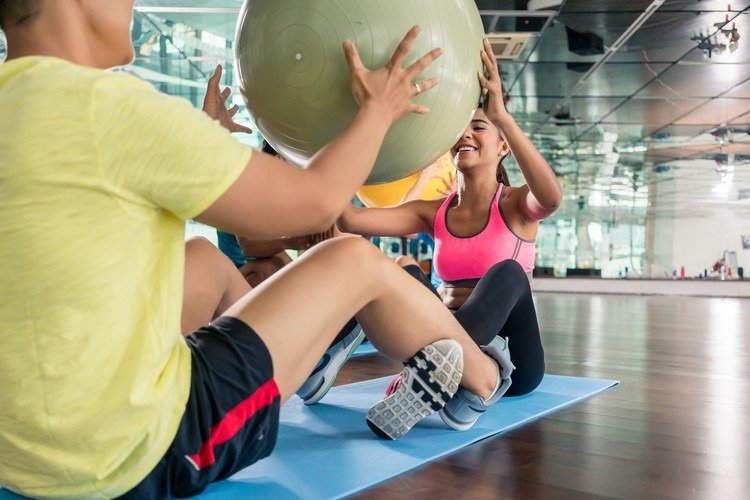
234 0 483 185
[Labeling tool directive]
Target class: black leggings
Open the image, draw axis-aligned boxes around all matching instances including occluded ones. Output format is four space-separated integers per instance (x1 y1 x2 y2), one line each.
403 260 545 396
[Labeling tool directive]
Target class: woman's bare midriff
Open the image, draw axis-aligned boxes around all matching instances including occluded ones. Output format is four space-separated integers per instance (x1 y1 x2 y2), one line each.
438 284 475 310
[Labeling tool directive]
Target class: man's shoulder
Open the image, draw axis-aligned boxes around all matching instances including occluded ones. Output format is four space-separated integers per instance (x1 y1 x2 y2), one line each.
88 67 157 97
1 56 154 97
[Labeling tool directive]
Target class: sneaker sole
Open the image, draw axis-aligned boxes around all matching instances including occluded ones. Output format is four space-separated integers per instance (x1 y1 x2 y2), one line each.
300 327 366 405
366 339 463 440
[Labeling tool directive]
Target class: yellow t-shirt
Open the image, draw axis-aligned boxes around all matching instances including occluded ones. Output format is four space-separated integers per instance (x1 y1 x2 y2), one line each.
0 57 252 498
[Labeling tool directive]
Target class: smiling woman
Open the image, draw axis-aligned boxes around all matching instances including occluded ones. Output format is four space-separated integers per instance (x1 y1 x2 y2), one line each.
336 37 563 408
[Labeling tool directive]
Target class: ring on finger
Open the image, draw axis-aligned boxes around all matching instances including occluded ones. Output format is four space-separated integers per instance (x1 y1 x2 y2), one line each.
414 83 422 94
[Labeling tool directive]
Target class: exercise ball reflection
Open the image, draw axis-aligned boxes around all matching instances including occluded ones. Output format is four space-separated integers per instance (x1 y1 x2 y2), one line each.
357 152 455 207
235 0 483 184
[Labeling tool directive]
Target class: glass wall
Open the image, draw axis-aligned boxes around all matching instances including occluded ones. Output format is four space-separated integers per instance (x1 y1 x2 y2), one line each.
125 11 657 279
127 10 264 150
505 149 650 278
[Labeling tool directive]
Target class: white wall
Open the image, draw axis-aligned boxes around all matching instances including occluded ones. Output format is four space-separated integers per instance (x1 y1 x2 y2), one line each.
662 159 750 277
671 208 750 277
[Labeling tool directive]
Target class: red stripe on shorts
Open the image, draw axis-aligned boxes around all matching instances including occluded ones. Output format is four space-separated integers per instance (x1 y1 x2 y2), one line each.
185 379 280 471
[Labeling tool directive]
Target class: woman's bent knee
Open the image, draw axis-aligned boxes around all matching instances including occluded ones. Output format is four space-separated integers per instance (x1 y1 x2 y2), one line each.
485 260 528 285
488 259 524 275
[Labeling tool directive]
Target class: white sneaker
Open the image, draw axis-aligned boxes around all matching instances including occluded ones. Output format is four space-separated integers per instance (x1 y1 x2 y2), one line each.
366 339 463 440
296 325 366 405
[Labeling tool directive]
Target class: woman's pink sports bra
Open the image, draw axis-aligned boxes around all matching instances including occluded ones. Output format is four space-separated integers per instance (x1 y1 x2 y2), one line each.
432 185 535 282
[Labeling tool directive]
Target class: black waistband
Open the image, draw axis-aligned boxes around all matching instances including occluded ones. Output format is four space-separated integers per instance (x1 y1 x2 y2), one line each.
443 278 481 288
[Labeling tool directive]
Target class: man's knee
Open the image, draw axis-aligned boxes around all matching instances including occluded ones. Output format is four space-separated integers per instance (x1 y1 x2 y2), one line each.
311 236 396 278
395 255 418 268
320 235 381 261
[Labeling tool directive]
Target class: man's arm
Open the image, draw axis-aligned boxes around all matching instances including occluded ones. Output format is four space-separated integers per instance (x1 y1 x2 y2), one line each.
195 27 442 239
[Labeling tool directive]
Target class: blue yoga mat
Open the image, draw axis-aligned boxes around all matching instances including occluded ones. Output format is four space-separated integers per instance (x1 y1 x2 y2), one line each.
0 374 617 499
198 374 618 499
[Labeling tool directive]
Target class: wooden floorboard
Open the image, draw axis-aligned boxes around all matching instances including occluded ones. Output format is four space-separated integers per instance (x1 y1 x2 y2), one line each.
336 293 750 499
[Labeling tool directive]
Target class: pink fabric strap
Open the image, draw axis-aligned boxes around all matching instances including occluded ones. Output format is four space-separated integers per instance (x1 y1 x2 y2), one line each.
432 185 535 282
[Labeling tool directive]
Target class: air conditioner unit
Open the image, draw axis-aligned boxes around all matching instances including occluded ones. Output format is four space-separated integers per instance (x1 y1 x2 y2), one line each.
528 0 564 11
486 32 532 60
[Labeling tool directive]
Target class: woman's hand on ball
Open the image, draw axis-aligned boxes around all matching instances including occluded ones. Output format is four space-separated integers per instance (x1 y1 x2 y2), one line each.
202 65 253 134
478 37 512 127
343 26 442 124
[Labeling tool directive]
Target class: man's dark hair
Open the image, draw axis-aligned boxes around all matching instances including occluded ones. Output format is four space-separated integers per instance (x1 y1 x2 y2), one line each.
0 0 43 29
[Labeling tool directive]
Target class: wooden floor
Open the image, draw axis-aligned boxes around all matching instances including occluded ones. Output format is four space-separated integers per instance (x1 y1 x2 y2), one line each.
335 293 750 499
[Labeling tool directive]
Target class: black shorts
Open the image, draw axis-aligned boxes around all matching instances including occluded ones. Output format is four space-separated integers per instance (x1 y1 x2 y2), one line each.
123 316 281 499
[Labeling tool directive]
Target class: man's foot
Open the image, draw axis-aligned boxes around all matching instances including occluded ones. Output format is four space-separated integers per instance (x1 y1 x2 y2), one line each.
366 339 463 440
296 325 366 405
438 336 515 431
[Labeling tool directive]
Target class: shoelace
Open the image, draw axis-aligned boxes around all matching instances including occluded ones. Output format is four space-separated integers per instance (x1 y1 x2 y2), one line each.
384 374 403 397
